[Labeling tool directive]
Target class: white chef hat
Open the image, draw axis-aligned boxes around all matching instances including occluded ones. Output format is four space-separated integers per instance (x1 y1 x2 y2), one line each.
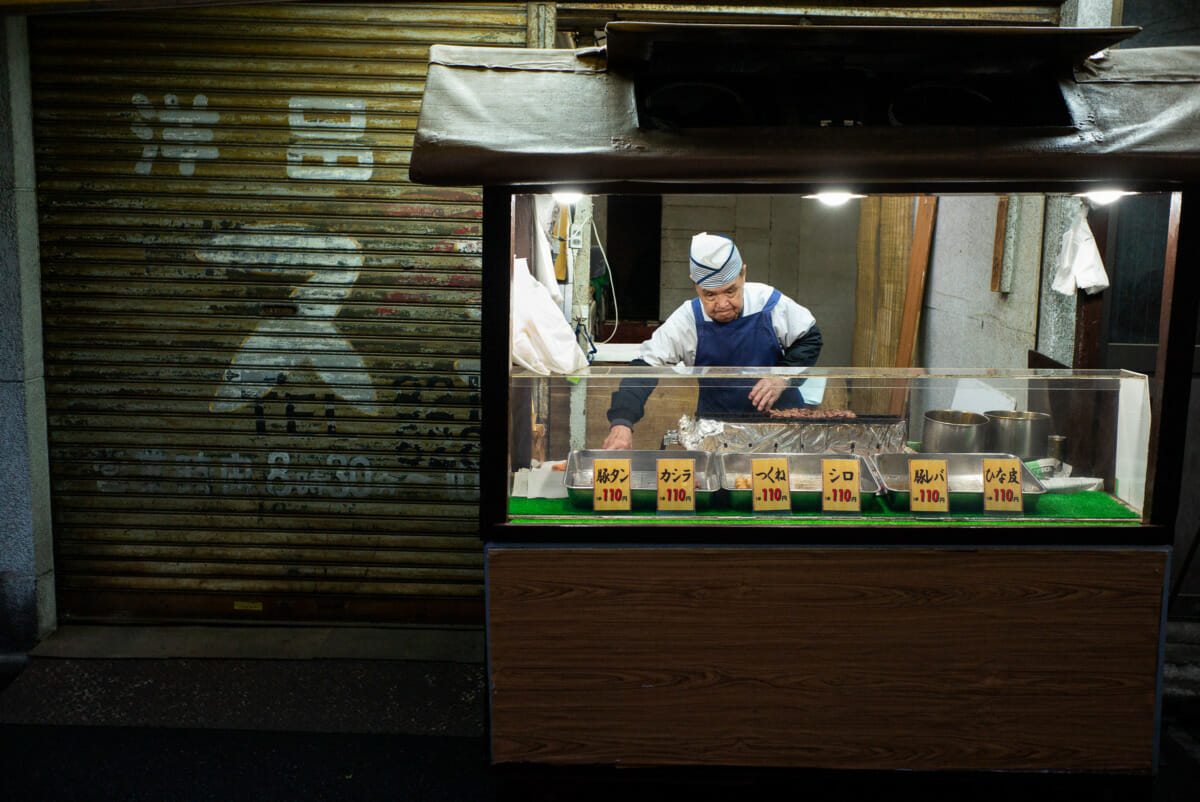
689 233 743 288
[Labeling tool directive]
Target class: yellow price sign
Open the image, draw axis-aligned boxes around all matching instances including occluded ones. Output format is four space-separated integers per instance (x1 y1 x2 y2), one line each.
982 458 1024 513
751 457 791 512
821 458 861 513
656 458 695 512
592 458 632 511
909 458 950 513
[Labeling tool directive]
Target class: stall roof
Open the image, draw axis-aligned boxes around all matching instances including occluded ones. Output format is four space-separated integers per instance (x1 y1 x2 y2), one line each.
410 23 1200 190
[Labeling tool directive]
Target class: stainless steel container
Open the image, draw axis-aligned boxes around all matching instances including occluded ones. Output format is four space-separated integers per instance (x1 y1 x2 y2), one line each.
921 409 988 453
563 449 719 510
984 410 1052 461
717 452 882 511
873 452 1046 513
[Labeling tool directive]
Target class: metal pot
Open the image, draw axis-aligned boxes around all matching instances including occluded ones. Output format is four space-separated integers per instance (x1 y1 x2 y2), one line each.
984 410 1052 461
921 409 988 453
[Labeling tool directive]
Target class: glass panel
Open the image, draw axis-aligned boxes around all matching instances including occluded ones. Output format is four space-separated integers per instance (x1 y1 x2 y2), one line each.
508 367 1148 524
506 191 1163 525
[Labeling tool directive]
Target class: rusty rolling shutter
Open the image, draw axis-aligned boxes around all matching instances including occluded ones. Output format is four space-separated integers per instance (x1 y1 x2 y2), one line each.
31 3 527 623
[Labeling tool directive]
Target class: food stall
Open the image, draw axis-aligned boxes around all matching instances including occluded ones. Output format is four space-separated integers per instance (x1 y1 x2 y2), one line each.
411 24 1200 773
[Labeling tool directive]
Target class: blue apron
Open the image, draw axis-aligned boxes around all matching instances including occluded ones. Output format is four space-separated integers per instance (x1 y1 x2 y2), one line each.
692 289 805 416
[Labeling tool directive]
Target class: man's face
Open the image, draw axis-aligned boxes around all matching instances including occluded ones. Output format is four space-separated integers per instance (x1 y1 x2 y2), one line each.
695 267 746 323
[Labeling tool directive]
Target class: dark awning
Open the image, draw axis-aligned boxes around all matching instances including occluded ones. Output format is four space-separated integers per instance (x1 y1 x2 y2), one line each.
410 24 1200 189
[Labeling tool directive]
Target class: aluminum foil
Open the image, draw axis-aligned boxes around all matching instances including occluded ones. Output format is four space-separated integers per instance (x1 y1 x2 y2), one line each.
668 415 909 455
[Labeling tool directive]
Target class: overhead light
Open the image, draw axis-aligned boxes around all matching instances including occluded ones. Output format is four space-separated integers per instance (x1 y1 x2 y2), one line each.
552 191 583 205
1079 189 1135 205
807 192 865 207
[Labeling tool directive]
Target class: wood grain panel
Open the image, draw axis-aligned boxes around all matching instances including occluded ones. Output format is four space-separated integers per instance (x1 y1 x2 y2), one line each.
487 547 1165 770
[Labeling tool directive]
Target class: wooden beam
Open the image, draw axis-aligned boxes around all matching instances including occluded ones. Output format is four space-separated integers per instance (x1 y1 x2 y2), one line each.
990 194 1010 292
1147 189 1196 528
889 195 938 414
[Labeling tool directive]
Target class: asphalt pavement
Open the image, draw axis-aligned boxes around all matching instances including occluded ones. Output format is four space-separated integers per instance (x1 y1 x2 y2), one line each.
0 624 1197 801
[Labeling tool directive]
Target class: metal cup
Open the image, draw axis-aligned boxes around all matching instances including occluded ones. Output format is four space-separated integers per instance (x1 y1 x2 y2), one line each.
984 410 1052 461
921 409 988 453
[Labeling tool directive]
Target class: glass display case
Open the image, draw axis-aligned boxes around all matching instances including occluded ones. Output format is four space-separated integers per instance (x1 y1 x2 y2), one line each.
506 366 1148 525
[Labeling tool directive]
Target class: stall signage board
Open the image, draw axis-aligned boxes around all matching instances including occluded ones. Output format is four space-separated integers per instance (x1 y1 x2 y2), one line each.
593 458 632 511
982 457 1024 513
909 458 950 513
821 458 861 513
656 458 695 512
751 457 791 512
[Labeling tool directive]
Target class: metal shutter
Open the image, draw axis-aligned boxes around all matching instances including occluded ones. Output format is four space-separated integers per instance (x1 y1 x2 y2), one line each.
31 3 527 623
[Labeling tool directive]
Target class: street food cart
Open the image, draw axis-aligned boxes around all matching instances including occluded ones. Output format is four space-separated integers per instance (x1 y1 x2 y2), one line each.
411 23 1200 774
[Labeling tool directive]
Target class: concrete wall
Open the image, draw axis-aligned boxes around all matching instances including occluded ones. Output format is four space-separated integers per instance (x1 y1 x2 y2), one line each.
660 194 859 366
919 195 1045 371
0 17 53 652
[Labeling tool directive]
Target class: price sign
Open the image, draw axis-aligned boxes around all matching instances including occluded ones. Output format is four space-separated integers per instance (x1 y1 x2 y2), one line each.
593 458 632 511
909 458 950 513
656 458 695 512
751 457 791 512
983 458 1024 513
821 458 861 513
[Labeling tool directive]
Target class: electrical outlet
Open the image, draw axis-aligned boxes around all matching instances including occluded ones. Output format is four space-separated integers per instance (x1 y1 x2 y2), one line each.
568 223 584 250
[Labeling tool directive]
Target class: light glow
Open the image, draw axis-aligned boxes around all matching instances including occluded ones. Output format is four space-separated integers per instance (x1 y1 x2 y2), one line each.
810 192 864 207
552 191 583 205
1081 189 1135 205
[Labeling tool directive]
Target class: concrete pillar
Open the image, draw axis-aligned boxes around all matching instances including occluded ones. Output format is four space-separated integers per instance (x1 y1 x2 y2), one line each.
1060 0 1117 27
1 16 54 653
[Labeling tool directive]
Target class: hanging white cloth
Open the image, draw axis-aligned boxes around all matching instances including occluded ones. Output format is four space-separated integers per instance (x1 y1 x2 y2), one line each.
531 195 565 306
511 257 589 375
1051 202 1110 296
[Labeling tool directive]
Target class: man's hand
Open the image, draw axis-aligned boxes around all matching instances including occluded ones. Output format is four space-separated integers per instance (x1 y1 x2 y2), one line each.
602 424 633 450
748 377 788 412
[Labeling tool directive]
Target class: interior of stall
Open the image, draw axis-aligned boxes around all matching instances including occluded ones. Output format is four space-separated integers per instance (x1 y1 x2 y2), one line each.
505 190 1171 524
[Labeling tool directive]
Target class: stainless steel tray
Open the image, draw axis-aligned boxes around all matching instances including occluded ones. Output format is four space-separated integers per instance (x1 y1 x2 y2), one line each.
872 452 1046 513
564 449 719 510
717 452 882 512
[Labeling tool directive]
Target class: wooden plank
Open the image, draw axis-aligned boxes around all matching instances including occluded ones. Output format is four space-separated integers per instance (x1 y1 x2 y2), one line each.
894 196 937 370
488 546 1165 770
990 194 1009 292
888 195 937 414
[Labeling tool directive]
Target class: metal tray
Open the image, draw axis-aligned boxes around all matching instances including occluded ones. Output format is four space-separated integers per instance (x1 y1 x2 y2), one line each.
872 452 1046 513
717 452 882 512
564 449 719 510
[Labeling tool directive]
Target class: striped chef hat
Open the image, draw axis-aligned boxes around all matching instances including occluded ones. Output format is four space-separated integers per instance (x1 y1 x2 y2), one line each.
689 232 743 288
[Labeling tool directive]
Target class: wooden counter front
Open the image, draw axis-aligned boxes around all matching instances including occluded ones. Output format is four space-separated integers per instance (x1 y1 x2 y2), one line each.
486 546 1166 770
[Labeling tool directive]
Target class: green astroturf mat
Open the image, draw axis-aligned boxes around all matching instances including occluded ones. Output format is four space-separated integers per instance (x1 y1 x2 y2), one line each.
507 490 1139 524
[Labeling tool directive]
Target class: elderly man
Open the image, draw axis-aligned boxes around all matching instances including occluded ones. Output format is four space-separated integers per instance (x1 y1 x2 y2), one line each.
603 232 822 450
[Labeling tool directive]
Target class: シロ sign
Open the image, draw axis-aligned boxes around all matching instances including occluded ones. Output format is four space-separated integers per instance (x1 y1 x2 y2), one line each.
822 458 861 513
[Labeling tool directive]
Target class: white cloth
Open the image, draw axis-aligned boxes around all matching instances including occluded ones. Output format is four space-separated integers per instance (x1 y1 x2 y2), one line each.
636 282 817 367
531 195 564 305
689 232 743 287
511 257 589 374
1051 204 1109 296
